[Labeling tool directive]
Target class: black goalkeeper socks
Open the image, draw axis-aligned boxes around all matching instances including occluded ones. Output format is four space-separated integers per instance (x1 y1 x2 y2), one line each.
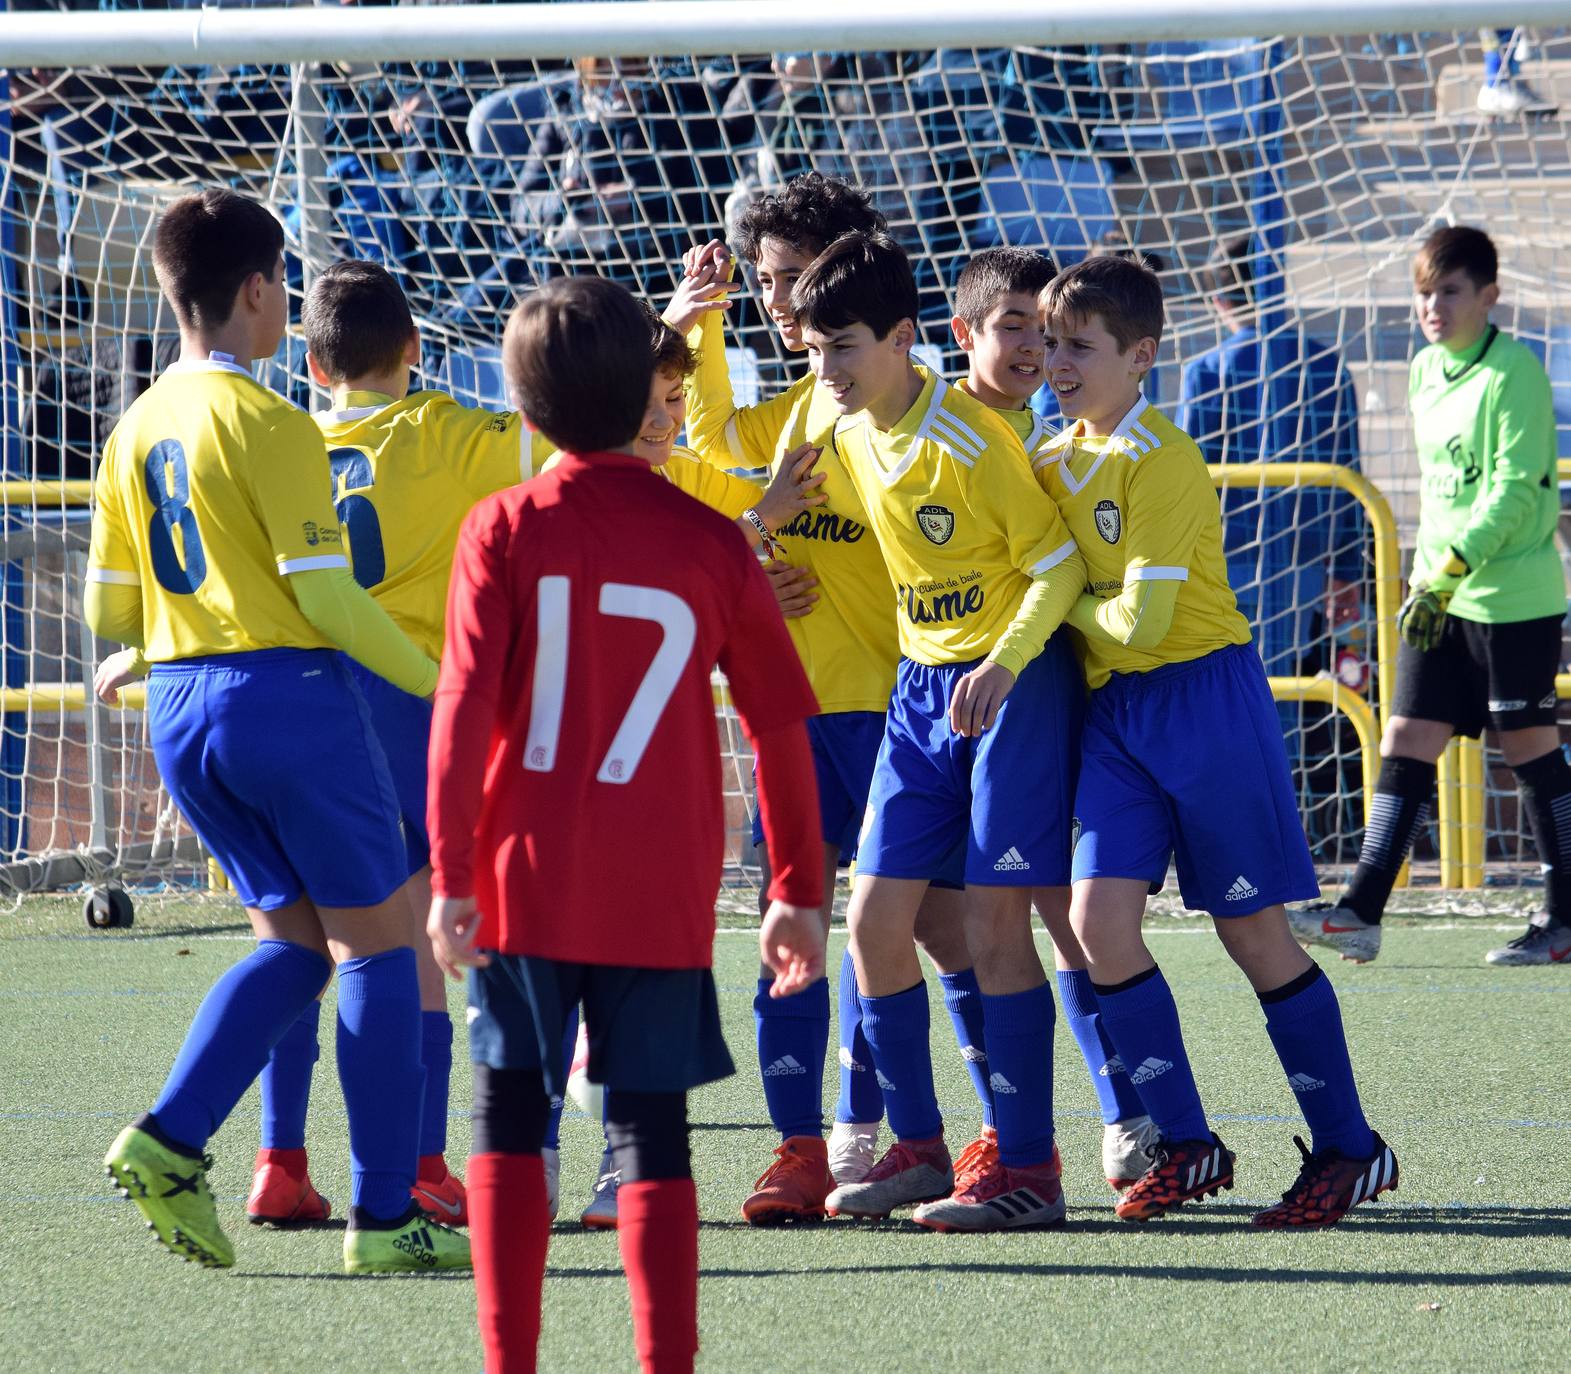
1512 748 1571 931
1343 755 1436 925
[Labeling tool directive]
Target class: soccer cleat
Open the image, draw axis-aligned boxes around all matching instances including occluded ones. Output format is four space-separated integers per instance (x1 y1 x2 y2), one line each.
1485 913 1571 966
825 1136 952 1220
1114 1132 1235 1222
913 1146 1065 1232
412 1158 469 1228
1252 1133 1399 1228
742 1135 834 1226
949 1126 998 1194
580 1147 621 1230
105 1124 234 1269
1102 1114 1161 1193
543 1146 560 1222
343 1203 472 1274
1477 79 1559 117
827 1120 880 1186
246 1148 332 1226
1287 901 1382 964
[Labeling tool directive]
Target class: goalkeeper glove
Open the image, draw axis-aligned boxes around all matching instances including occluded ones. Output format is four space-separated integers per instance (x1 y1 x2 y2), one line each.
1397 583 1452 651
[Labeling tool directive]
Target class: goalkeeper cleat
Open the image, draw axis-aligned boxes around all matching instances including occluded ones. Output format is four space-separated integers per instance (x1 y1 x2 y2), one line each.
343 1203 472 1274
543 1146 560 1222
825 1136 952 1220
1102 1114 1161 1193
1252 1134 1398 1229
742 1135 834 1226
411 1157 468 1228
1485 913 1571 966
1114 1133 1235 1222
105 1123 235 1269
827 1120 880 1186
913 1145 1064 1233
247 1148 331 1227
580 1147 621 1230
1287 902 1382 964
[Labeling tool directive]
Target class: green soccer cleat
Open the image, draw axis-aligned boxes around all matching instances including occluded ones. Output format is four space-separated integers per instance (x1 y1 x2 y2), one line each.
343 1204 473 1275
104 1123 235 1269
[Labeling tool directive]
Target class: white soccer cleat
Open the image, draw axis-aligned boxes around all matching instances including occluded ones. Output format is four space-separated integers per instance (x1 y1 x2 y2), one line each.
827 1120 880 1186
580 1147 621 1230
1477 79 1559 117
1287 902 1382 964
825 1139 952 1220
1485 913 1571 966
913 1150 1065 1233
542 1146 560 1221
1102 1114 1161 1193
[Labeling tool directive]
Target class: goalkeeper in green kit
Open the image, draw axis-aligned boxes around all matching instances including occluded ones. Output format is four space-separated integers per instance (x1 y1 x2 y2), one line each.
1292 226 1570 966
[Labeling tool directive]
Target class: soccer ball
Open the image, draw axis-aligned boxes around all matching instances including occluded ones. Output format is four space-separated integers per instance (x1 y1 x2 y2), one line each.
565 1021 604 1118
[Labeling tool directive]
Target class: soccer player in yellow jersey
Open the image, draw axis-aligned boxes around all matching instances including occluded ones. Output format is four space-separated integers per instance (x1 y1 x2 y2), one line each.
793 231 1087 1231
950 246 1161 1192
664 175 989 1222
90 190 469 1274
1035 254 1396 1228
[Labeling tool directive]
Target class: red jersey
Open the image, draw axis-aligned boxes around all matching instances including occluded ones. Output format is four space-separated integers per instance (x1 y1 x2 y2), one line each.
428 451 820 967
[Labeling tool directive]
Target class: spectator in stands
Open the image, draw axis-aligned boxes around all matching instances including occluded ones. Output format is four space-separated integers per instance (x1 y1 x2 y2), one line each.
1477 28 1556 117
1177 234 1365 687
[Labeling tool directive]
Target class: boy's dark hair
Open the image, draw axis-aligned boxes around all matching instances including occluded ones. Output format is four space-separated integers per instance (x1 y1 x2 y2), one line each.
152 188 284 331
791 232 918 341
734 171 886 264
954 247 1057 328
503 277 653 454
1040 254 1165 355
1413 225 1497 291
1205 233 1254 310
639 299 696 377
302 260 415 381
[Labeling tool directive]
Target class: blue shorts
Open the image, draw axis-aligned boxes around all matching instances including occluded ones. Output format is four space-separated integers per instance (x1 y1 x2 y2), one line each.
349 661 433 879
146 647 407 911
467 955 735 1098
1071 643 1319 916
750 710 886 867
858 635 1083 888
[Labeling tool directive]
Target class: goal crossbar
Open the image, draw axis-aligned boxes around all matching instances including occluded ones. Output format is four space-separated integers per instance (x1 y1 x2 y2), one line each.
6 0 1571 68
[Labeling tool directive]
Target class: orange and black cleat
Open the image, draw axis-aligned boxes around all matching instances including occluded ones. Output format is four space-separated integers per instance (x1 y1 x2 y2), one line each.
1252 1133 1398 1229
742 1135 834 1226
1114 1132 1234 1222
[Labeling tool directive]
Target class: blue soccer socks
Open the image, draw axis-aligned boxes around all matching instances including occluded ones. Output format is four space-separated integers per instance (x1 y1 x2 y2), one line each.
336 947 423 1221
979 984 1056 1167
1057 969 1144 1126
939 969 994 1129
420 1010 454 1161
755 976 829 1140
835 947 883 1125
1092 966 1210 1144
151 938 330 1152
1259 966 1376 1158
857 982 942 1143
259 998 321 1151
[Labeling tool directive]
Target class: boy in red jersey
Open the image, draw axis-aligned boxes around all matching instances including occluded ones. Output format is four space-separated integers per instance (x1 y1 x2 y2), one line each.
425 275 825 1374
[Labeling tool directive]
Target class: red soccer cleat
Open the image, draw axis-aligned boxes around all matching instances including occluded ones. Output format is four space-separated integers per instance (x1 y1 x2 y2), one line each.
741 1135 834 1226
247 1148 332 1227
1252 1133 1399 1229
412 1156 469 1228
1114 1133 1234 1222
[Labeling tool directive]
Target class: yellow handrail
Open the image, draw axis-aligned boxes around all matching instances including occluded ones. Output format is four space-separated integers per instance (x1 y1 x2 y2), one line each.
1266 674 1379 830
0 480 95 507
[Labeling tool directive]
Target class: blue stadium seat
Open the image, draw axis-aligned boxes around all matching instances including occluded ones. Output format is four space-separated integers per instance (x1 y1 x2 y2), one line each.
439 344 509 410
978 153 1116 264
1099 39 1270 150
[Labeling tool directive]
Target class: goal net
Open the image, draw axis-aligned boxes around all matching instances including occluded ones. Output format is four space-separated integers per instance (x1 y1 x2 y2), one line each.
3 6 1568 911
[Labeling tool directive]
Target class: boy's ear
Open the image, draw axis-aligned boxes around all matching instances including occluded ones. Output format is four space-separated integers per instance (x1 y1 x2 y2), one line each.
891 317 917 357
1130 336 1158 376
950 314 974 352
304 349 332 388
1481 281 1501 312
402 330 420 366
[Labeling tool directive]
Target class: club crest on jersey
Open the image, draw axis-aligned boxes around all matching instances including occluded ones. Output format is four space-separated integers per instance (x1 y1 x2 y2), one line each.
916 504 954 545
1093 500 1121 544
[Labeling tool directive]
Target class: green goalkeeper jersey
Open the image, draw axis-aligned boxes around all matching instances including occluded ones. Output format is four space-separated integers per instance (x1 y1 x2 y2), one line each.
1409 326 1566 623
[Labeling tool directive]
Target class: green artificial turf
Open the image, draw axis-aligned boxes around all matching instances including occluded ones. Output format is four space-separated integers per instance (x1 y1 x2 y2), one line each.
3 897 1568 1372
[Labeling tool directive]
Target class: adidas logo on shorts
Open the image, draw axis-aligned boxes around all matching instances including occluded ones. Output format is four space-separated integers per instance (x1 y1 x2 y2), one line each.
1131 1056 1173 1085
839 1047 865 1072
960 1044 987 1064
1099 1055 1127 1078
1225 874 1260 902
993 846 1030 872
763 1055 809 1077
988 1072 1018 1094
1287 1072 1326 1093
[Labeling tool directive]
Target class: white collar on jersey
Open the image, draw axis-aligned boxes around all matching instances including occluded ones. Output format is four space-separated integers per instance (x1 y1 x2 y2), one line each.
1046 392 1157 496
321 404 387 424
839 372 992 488
162 351 257 380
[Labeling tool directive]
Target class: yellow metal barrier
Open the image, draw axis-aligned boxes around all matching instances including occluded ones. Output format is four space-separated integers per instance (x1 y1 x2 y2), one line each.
0 479 95 507
1267 675 1379 830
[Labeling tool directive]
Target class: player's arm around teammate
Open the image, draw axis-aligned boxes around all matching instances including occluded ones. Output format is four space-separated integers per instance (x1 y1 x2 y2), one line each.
1036 255 1396 1230
87 190 468 1276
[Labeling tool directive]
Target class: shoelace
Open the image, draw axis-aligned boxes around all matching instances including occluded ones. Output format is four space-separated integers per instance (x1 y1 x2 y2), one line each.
864 1140 936 1183
753 1143 818 1191
950 1137 997 1191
